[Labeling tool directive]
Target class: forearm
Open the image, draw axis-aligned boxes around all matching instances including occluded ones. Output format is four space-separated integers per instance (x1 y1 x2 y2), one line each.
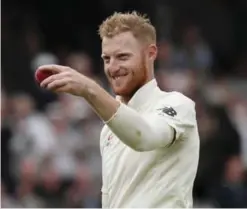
83 80 120 121
106 104 174 151
84 81 173 151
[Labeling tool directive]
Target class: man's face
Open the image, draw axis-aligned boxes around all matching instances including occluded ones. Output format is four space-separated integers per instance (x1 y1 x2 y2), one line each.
101 32 149 97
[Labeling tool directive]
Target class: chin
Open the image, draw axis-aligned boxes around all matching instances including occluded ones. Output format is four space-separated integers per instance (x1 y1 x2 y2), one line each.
110 78 141 97
115 87 140 99
113 89 128 96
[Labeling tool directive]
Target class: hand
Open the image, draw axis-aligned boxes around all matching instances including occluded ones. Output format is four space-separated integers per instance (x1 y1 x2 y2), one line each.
38 65 120 122
38 64 93 97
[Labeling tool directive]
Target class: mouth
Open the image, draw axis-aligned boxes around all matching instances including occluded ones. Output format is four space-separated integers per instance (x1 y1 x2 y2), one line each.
112 75 128 81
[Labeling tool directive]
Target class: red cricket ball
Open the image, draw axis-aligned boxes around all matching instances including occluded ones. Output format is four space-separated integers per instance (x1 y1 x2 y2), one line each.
35 69 54 84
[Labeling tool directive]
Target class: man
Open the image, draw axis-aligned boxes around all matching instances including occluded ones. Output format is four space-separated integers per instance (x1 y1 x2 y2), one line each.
38 11 200 208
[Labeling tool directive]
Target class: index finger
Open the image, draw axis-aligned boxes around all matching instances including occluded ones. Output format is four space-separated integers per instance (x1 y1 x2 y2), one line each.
37 64 68 74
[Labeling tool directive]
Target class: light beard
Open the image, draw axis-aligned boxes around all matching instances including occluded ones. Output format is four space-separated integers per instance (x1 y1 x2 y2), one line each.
113 62 149 103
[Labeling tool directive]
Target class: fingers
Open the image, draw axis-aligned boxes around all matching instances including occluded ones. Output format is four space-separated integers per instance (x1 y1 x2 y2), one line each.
38 67 84 95
37 64 70 74
53 86 69 93
40 72 70 88
46 78 68 92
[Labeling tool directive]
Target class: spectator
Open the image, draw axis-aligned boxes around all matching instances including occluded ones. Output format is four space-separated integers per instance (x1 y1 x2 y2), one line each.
211 156 247 208
9 93 57 180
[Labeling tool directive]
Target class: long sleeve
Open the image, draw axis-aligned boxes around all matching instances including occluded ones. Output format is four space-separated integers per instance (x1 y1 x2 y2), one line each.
105 103 173 151
105 99 196 151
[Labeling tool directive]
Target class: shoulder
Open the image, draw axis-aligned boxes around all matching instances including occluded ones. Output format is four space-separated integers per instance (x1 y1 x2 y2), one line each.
154 90 196 125
158 91 195 107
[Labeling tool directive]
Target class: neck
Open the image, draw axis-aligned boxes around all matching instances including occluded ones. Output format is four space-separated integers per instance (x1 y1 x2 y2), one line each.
119 75 154 104
120 96 132 104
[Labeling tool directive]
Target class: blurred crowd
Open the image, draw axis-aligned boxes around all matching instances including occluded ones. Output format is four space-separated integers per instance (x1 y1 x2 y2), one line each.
1 0 247 208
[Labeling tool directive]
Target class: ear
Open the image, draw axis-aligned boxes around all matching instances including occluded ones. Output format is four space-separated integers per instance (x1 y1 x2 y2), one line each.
147 44 157 61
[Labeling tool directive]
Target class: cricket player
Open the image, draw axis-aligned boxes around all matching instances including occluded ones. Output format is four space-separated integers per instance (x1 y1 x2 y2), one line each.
38 11 200 208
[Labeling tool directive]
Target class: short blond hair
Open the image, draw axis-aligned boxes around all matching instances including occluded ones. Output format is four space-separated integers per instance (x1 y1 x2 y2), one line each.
98 11 156 44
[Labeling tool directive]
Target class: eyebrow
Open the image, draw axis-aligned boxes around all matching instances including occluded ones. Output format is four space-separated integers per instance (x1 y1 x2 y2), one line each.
101 54 109 59
101 51 132 57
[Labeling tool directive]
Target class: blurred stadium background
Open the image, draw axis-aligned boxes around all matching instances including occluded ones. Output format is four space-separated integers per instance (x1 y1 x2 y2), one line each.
1 0 247 207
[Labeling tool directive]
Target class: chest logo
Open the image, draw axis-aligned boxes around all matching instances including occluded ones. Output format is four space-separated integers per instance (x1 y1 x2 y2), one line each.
157 106 177 117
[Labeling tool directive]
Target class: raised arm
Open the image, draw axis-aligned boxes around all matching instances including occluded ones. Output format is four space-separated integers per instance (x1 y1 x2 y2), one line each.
38 65 196 151
84 82 174 151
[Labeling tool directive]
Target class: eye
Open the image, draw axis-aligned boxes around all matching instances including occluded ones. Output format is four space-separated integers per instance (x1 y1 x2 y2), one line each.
117 53 130 61
102 55 110 64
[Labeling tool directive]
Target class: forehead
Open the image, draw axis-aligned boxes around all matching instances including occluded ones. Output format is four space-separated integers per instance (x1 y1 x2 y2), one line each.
102 32 142 55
